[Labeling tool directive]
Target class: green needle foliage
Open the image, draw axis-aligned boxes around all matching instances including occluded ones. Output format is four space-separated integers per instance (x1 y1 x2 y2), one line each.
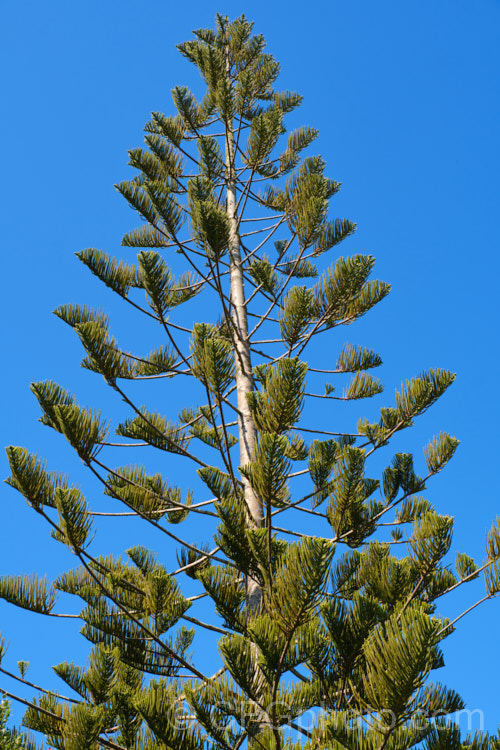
2 14 499 750
0 700 30 750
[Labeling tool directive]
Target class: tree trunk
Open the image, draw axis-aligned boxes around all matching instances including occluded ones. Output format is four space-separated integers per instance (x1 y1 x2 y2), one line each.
225 120 264 612
224 51 268 744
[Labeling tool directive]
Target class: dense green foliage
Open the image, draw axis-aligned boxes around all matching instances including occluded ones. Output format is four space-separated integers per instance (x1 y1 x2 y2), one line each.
0 700 27 750
1 14 499 750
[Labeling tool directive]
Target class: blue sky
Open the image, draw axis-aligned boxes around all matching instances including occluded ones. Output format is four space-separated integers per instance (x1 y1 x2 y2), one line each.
1 0 499 735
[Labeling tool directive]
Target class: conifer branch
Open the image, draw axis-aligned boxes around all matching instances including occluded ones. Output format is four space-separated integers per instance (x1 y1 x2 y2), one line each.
168 547 220 576
1 687 129 750
157 315 193 372
241 214 284 223
436 595 492 638
90 457 209 516
110 383 208 467
296 426 360 437
435 559 492 599
203 386 236 480
0 667 80 704
239 216 287 265
181 614 231 636
98 441 150 447
87 460 233 566
272 525 332 542
76 552 211 682
247 234 298 337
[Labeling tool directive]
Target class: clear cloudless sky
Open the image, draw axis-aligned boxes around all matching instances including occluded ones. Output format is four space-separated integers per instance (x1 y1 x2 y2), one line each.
1 0 499 735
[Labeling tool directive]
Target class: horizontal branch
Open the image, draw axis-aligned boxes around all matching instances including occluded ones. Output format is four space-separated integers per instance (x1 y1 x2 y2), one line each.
0 666 80 704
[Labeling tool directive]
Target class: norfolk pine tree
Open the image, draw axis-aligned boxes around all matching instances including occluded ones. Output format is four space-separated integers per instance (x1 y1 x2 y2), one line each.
1 14 500 750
